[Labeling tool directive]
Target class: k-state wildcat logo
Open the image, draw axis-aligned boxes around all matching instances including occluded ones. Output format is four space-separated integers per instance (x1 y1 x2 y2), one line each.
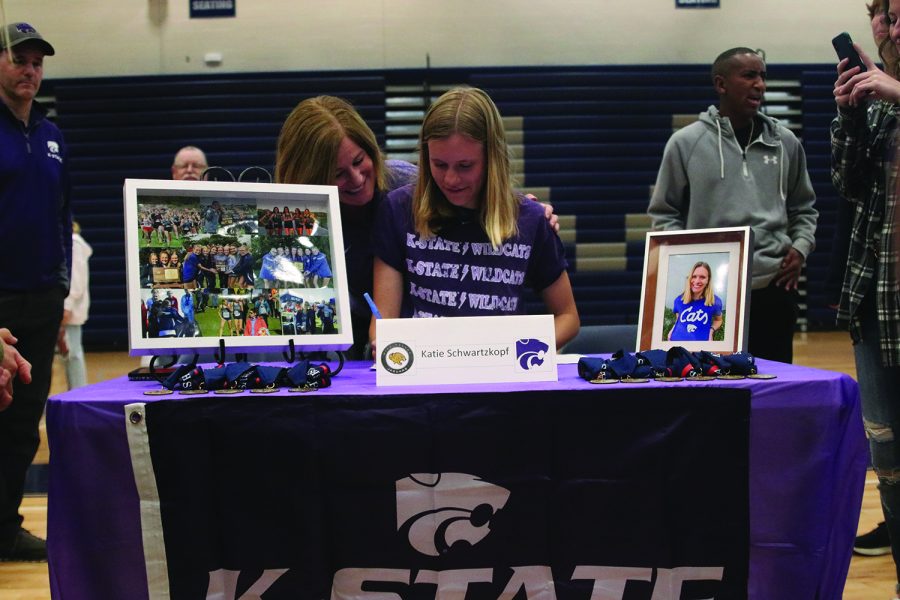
46 141 62 163
396 473 510 556
516 339 549 370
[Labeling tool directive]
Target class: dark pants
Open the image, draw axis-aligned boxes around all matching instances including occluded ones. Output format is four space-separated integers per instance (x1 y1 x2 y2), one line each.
748 282 799 364
0 288 64 545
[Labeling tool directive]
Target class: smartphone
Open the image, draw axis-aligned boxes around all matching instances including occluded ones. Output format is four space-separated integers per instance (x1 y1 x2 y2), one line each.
832 32 867 72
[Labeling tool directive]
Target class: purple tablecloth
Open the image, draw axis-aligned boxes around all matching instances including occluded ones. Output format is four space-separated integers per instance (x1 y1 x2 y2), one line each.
45 359 866 599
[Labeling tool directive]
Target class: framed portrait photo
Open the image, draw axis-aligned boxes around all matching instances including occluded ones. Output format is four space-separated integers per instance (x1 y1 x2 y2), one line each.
123 178 353 356
636 227 753 353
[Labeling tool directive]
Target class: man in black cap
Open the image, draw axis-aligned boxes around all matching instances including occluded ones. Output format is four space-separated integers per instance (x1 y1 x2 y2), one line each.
0 22 70 562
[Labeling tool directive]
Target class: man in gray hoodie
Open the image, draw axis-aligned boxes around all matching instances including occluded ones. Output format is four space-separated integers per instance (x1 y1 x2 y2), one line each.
648 47 818 363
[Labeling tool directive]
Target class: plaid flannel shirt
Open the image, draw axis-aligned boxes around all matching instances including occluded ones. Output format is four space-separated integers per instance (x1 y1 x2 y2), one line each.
830 101 900 366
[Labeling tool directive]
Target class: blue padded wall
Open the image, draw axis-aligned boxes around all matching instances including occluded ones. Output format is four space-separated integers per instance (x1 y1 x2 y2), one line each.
54 72 386 349
51 65 843 349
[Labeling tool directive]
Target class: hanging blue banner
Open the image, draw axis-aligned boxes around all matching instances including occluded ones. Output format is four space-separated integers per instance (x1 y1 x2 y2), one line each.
190 0 236 18
676 0 720 7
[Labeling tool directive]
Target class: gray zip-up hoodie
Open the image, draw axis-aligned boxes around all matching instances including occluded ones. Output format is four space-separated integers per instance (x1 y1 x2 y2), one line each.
648 105 818 289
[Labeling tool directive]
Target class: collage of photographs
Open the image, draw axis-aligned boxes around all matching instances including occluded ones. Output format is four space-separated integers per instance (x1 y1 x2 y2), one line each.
135 194 340 340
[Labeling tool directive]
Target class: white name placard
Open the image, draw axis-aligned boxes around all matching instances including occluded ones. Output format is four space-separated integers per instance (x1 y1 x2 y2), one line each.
375 315 558 386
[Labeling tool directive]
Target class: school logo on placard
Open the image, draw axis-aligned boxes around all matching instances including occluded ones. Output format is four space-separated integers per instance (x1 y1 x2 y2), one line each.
381 342 413 374
516 338 549 370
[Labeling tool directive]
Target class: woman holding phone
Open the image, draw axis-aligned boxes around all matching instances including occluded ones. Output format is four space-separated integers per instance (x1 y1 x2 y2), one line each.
831 0 900 592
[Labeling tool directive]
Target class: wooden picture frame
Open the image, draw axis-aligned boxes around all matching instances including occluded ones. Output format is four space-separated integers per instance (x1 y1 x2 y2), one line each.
636 227 753 353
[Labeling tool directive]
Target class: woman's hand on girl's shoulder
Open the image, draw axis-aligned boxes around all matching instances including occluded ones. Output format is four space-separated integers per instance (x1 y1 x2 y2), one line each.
524 193 559 233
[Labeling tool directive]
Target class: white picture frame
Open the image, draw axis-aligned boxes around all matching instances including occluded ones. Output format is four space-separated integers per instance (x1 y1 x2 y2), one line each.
123 178 353 355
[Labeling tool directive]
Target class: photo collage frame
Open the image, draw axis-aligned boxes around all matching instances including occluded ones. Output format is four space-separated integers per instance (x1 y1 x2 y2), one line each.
123 179 352 355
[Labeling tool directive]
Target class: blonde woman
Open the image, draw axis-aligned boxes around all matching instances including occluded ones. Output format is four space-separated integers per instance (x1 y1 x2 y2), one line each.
667 261 723 342
370 87 578 350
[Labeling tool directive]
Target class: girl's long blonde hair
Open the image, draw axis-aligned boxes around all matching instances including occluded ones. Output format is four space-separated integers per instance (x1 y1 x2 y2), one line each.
413 87 517 248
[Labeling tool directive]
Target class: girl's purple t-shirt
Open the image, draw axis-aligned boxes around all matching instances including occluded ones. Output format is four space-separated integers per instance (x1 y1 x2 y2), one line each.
374 184 567 318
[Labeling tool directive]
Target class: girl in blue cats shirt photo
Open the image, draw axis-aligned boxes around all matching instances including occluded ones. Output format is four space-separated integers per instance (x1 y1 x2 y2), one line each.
668 261 723 342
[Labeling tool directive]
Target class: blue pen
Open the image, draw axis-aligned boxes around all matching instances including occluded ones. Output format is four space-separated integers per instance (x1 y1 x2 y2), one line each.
363 292 383 319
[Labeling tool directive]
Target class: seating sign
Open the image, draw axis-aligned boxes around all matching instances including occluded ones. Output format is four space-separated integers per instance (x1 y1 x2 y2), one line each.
375 315 557 386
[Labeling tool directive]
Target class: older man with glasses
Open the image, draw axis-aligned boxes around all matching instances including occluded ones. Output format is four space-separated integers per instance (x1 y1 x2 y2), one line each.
171 145 208 181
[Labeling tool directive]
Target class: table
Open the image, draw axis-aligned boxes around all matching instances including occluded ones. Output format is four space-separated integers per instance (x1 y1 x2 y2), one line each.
46 360 865 599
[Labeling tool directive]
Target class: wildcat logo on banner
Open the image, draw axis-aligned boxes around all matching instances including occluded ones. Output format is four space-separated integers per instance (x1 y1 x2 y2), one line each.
396 473 511 557
133 388 750 599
